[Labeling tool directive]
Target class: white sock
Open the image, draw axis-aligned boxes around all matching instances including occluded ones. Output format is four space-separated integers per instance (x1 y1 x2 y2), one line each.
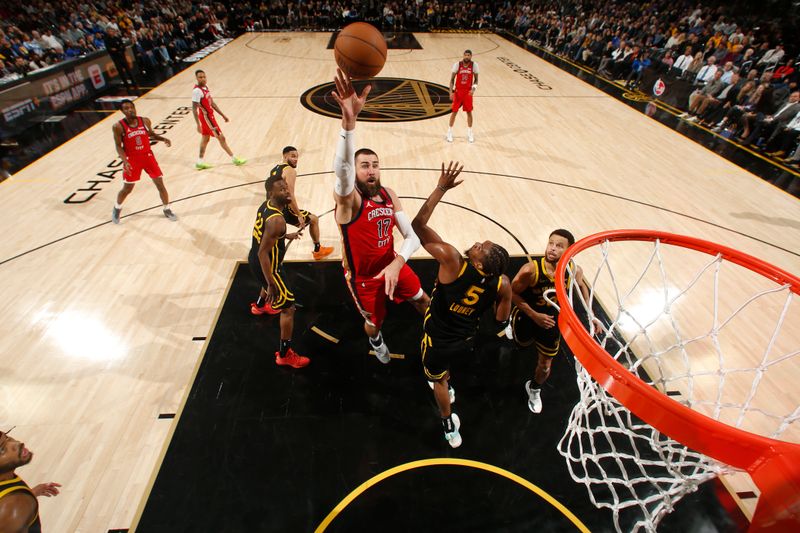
369 332 384 347
197 158 204 164
447 127 452 133
163 203 170 210
468 128 473 135
114 202 122 209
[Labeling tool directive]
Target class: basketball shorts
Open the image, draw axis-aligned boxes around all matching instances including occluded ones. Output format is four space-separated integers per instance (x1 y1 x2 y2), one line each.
282 206 311 228
451 90 474 113
247 249 295 310
345 262 423 330
124 152 163 183
199 113 221 137
421 333 472 381
510 306 560 358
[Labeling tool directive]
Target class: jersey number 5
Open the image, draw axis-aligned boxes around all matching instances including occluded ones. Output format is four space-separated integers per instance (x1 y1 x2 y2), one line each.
462 285 485 305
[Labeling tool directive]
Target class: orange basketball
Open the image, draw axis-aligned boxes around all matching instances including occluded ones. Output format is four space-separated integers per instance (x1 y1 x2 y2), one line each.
334 22 387 79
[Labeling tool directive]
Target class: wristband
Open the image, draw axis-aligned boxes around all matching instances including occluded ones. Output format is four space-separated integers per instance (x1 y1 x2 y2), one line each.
437 185 447 192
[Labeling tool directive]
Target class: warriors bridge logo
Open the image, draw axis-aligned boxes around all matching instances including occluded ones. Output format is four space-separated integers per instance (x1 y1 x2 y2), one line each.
300 78 452 122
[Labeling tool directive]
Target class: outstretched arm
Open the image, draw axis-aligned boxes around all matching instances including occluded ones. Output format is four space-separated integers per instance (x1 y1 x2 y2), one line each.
412 162 465 283
331 68 371 200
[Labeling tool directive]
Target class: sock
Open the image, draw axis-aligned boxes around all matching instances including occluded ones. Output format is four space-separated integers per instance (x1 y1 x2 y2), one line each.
114 202 122 210
447 127 452 133
279 339 291 357
256 294 266 307
163 203 170 210
441 415 454 433
197 158 203 164
468 128 473 135
368 332 384 347
313 242 321 252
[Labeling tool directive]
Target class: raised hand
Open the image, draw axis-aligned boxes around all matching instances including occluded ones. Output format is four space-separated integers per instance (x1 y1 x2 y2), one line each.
331 68 371 127
437 161 464 191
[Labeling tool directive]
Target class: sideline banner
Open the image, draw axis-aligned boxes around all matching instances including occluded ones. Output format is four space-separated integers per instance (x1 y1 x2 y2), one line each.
0 48 134 137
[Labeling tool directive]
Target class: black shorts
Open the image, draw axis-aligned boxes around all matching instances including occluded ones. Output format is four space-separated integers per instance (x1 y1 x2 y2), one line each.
282 206 311 228
247 250 295 310
510 306 560 358
421 333 472 381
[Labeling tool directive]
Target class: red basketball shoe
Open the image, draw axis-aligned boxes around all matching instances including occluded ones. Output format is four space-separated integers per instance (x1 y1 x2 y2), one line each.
250 302 281 316
275 349 310 368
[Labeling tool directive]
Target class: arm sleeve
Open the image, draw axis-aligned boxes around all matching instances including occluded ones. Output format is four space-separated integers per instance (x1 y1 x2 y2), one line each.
472 62 479 73
452 62 459 73
394 210 421 262
191 87 203 103
333 128 356 197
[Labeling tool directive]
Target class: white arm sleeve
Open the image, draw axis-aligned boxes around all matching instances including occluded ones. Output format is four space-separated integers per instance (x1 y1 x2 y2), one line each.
191 87 203 103
394 210 421 262
333 128 355 197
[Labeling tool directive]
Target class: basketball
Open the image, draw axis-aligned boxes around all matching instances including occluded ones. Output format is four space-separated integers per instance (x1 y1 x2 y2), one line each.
334 22 387 79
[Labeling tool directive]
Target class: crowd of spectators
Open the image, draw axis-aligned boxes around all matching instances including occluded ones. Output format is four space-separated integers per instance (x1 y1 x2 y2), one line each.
0 0 231 84
1 0 799 161
509 1 799 160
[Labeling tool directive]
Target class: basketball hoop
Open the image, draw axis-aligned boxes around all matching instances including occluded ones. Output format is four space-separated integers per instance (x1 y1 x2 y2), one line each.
553 229 800 532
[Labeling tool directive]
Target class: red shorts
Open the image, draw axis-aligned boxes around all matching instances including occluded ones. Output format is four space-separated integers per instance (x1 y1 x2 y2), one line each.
451 90 473 112
124 152 163 183
345 262 423 330
199 113 221 137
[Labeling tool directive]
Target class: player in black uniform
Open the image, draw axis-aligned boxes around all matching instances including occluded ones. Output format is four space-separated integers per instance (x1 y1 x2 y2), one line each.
251 147 334 315
412 162 512 448
510 229 591 413
249 175 310 368
0 428 61 532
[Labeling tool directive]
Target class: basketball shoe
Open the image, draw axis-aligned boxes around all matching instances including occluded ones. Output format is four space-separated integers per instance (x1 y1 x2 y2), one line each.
446 130 453 143
112 206 121 224
250 302 281 315
163 207 178 221
195 162 213 170
467 130 474 143
369 336 391 364
427 380 456 404
312 245 334 260
525 380 543 413
444 413 462 448
232 156 247 166
275 348 310 368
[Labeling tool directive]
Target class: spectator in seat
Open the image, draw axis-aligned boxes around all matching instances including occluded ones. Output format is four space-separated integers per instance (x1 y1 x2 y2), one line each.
672 46 694 76
682 69 726 121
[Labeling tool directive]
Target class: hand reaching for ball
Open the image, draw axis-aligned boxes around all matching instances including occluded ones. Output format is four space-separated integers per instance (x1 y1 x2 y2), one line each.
332 68 371 129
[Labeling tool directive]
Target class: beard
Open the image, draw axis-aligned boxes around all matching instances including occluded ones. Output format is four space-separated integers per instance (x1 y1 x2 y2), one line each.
357 177 381 198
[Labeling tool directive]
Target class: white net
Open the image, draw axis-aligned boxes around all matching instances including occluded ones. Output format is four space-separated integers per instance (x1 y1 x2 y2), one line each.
556 236 800 532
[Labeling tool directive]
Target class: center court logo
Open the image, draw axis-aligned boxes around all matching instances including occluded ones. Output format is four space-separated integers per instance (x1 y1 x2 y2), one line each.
300 78 452 122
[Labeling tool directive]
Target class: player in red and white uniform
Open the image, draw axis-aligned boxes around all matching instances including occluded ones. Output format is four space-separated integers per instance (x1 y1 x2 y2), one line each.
331 69 430 364
446 49 479 144
191 69 246 170
111 99 176 224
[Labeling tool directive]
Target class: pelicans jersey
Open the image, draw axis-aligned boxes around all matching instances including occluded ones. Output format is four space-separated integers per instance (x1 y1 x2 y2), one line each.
452 60 478 93
192 84 220 136
119 117 161 183
339 187 422 329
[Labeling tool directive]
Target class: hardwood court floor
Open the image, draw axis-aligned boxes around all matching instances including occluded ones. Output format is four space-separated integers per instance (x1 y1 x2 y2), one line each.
0 32 797 531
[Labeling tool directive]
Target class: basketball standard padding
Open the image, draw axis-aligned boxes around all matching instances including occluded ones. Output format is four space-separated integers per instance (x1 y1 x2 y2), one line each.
334 22 387 79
